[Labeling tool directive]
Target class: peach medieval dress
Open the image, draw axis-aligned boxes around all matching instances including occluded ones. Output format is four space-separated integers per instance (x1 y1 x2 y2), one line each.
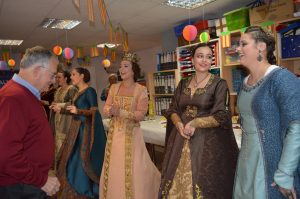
99 82 161 199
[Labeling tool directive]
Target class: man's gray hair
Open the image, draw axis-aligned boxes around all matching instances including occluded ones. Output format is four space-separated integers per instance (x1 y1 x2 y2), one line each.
20 46 56 69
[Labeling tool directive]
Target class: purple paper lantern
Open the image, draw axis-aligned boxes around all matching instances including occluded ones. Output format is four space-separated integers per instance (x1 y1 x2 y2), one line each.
63 47 74 59
0 61 8 70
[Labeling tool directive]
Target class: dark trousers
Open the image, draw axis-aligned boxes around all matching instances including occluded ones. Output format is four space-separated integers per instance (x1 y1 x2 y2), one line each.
0 184 49 199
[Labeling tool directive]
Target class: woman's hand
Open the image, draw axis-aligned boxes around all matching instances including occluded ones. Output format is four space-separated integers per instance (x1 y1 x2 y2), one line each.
271 182 296 199
184 120 196 137
176 122 190 139
66 105 78 114
110 104 120 117
50 103 61 113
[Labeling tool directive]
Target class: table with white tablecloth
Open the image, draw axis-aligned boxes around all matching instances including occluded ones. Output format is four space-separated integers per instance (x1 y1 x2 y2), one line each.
102 116 242 148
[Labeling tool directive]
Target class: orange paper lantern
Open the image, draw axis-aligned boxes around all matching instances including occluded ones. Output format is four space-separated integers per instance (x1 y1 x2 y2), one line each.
182 25 197 42
77 47 84 58
7 59 15 68
53 45 62 56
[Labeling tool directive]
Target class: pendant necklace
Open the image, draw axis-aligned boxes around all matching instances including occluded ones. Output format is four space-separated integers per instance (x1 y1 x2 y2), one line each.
193 73 210 88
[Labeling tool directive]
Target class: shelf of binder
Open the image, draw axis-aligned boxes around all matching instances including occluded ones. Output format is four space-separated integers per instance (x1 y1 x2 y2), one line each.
153 71 176 94
156 51 177 71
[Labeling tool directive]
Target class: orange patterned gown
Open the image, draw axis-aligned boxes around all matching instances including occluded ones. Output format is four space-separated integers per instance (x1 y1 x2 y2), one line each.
99 82 161 199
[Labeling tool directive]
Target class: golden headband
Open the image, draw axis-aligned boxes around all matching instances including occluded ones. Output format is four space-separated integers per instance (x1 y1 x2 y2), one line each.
122 52 139 63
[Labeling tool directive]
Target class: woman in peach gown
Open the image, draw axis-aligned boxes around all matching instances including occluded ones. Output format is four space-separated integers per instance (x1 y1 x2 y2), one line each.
99 53 160 199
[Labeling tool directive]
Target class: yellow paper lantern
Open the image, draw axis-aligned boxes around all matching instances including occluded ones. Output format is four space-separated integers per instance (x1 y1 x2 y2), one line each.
102 59 111 68
90 46 99 57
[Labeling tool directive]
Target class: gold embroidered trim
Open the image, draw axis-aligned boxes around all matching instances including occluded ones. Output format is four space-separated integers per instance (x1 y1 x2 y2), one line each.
170 113 182 126
184 105 198 118
161 180 172 199
103 118 115 199
190 116 219 128
168 140 193 199
183 75 215 96
125 121 139 199
194 184 204 199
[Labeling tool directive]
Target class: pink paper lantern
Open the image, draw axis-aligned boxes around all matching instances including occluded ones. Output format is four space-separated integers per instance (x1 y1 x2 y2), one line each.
182 25 197 42
63 47 74 59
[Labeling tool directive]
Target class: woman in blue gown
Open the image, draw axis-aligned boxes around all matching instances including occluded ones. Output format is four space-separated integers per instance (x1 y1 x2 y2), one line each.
55 67 106 198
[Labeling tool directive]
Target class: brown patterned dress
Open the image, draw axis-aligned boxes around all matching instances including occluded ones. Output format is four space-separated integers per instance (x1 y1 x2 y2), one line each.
159 75 238 199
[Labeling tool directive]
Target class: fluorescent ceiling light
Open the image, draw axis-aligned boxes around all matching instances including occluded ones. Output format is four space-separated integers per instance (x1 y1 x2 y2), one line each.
163 0 216 9
97 43 120 48
0 39 23 46
40 18 81 30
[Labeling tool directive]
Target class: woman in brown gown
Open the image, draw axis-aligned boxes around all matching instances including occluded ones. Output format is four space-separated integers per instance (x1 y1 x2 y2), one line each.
159 43 238 199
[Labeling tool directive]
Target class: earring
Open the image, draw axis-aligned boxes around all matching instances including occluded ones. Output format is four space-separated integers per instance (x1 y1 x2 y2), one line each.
257 50 263 62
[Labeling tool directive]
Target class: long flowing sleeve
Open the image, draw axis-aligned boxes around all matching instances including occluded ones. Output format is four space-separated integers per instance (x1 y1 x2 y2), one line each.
272 70 300 189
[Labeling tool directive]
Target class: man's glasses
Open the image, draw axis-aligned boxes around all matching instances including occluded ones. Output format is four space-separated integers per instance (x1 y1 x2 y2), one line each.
40 66 56 80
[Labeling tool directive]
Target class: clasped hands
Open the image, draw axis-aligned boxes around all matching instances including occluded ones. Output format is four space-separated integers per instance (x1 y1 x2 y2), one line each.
109 104 120 117
176 120 195 139
50 103 78 114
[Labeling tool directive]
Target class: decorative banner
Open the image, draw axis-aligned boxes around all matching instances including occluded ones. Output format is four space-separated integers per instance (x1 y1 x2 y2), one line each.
199 32 210 43
103 45 108 58
220 31 231 48
90 46 99 57
183 25 197 42
87 0 95 22
2 50 10 61
76 47 84 58
63 47 74 59
7 59 16 69
98 0 107 25
111 48 116 62
102 59 111 68
53 45 62 56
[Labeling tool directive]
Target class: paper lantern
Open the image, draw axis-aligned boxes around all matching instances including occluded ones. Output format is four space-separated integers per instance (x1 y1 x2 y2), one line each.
0 61 8 70
199 32 210 43
76 47 84 58
53 45 62 56
182 25 197 42
7 59 15 68
63 47 74 59
90 46 99 57
102 59 111 68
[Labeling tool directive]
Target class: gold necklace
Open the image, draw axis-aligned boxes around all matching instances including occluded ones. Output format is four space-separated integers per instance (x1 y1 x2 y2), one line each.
193 73 210 88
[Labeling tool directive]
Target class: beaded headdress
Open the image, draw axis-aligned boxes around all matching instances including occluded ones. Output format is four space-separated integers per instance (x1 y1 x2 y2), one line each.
122 52 140 63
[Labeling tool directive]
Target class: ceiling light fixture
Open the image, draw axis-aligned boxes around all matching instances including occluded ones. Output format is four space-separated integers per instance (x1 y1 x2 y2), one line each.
0 39 23 46
97 43 120 48
40 18 81 30
163 0 216 9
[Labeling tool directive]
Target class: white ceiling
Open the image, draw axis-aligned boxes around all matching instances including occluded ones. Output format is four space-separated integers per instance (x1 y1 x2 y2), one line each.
0 0 253 53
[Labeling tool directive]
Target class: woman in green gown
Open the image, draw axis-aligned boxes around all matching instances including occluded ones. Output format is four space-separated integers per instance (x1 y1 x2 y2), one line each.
54 67 106 198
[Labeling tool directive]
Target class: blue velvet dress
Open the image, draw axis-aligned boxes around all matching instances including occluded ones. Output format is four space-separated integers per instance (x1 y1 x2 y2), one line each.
57 87 106 199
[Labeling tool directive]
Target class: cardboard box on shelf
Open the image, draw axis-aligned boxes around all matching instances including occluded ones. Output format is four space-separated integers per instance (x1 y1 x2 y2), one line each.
215 17 227 36
249 0 294 25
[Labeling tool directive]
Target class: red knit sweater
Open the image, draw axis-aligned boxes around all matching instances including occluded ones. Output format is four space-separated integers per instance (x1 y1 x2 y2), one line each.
0 80 54 187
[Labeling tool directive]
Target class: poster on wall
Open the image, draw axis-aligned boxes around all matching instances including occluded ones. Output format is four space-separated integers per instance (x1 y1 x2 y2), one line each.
0 70 15 88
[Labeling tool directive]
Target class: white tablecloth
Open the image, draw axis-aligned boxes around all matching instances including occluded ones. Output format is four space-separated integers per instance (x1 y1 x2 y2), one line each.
103 116 241 148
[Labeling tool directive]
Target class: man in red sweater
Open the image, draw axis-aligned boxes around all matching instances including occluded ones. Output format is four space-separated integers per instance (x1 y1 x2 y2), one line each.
0 46 60 198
